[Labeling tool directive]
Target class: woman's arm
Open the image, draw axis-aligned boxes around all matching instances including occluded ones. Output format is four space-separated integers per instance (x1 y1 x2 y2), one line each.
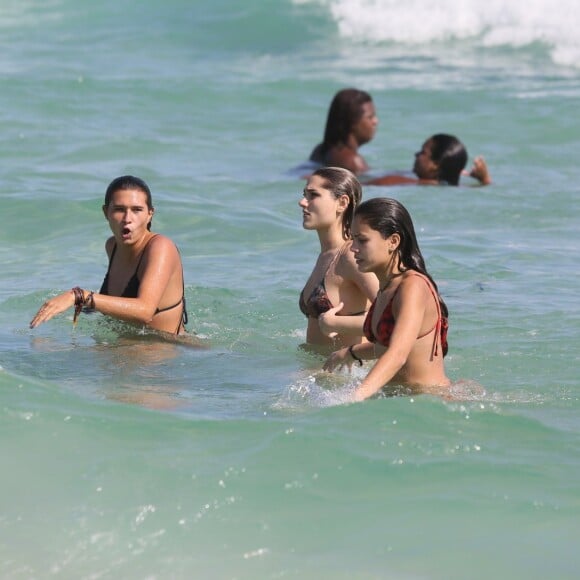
364 174 418 186
318 305 366 338
318 250 379 338
354 278 428 401
325 146 368 175
89 236 180 325
322 340 376 372
30 236 181 328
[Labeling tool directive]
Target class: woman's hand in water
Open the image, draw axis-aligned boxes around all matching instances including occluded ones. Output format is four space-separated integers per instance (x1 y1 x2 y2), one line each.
318 302 344 338
30 291 75 328
322 346 352 372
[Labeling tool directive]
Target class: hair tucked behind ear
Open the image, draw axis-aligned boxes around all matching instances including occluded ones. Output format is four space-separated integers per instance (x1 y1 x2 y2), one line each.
355 197 448 317
313 166 362 239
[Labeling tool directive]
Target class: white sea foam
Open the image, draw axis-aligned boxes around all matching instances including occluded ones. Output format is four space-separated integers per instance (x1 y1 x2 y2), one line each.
296 0 580 68
274 370 362 410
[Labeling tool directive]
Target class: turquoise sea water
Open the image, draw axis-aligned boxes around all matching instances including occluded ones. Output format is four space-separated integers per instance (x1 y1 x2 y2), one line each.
1 0 580 578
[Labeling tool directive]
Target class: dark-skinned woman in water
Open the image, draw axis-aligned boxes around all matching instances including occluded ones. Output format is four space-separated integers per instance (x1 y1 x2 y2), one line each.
309 88 379 176
365 133 491 187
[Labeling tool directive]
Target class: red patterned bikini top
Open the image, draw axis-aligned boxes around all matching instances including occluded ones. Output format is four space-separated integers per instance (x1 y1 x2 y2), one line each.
363 273 448 359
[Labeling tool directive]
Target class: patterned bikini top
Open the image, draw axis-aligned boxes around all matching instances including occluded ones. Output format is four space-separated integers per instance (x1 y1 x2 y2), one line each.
299 243 347 319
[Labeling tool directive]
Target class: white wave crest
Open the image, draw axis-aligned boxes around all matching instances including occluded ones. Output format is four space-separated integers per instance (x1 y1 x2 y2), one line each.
296 0 580 67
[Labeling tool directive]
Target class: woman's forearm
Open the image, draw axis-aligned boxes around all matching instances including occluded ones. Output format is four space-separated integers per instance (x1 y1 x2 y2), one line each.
332 313 367 336
91 293 158 325
354 349 407 400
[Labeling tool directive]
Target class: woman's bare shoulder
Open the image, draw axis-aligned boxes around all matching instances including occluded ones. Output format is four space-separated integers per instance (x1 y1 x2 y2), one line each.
325 146 366 174
148 233 179 254
399 272 433 299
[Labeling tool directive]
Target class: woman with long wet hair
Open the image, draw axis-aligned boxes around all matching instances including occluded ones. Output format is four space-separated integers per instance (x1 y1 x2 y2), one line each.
323 197 451 399
309 88 378 175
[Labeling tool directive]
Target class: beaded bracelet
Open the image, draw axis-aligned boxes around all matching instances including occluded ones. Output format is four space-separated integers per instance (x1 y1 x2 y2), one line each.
348 344 363 366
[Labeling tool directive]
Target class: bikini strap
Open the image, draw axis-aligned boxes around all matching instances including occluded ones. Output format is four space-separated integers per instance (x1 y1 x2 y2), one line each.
134 234 159 272
103 243 118 275
176 255 189 334
176 246 188 334
325 240 349 274
407 272 443 360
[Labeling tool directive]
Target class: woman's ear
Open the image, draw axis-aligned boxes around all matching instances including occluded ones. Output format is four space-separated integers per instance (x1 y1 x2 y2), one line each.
389 233 401 251
102 205 108 219
337 194 350 213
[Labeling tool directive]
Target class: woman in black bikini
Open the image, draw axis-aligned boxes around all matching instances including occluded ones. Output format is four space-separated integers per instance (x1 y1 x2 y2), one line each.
323 197 451 400
30 175 189 336
299 167 379 350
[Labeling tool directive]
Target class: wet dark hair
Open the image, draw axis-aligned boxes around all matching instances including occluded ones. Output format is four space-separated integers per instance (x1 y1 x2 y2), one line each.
313 166 362 239
311 89 373 161
355 197 448 317
429 134 468 186
104 175 154 230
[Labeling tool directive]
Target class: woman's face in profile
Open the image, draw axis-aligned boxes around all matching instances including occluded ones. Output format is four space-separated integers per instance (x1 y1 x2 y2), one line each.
413 139 438 180
352 101 378 145
299 175 341 232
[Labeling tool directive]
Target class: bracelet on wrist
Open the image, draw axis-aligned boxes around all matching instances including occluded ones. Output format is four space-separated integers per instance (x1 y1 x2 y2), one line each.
348 345 363 366
71 287 95 326
84 291 95 311
71 287 84 326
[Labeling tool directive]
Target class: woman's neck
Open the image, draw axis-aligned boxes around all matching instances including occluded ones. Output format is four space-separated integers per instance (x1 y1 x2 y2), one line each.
377 254 405 292
378 271 404 292
344 133 360 150
317 227 346 253
116 231 154 259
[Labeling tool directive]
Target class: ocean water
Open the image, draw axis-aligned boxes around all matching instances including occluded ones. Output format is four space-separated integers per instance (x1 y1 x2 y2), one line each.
1 0 579 578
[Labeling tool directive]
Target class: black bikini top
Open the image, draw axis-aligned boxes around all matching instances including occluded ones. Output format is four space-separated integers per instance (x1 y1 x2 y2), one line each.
100 235 188 333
